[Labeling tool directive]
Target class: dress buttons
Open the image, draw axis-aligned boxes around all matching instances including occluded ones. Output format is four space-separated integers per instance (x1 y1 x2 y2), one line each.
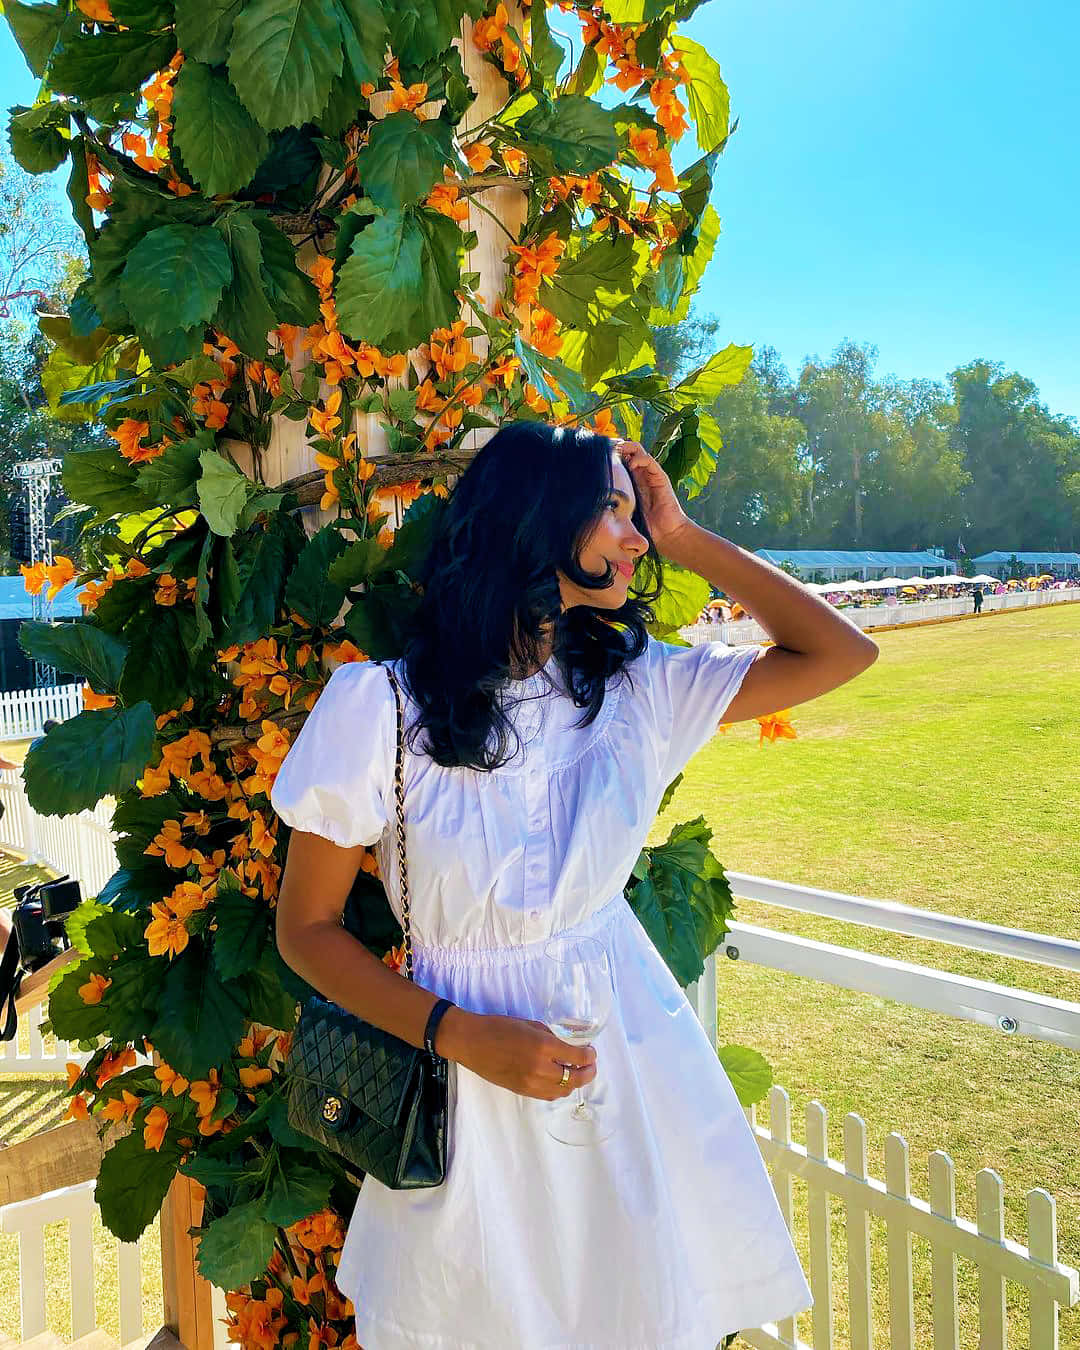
529 909 541 919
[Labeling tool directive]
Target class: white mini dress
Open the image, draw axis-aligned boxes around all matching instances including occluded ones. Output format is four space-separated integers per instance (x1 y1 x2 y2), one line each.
271 633 812 1349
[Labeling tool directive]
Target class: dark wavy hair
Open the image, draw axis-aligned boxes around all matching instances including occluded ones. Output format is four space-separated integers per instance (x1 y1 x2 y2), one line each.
396 419 665 770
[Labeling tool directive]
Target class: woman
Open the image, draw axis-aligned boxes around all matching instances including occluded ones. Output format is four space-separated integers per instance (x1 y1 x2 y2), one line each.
272 422 878 1348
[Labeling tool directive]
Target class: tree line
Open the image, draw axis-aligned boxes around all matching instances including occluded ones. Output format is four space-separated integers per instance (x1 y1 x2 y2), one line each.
653 317 1080 557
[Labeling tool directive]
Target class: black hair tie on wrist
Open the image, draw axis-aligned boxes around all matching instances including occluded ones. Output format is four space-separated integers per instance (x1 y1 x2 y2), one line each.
423 997 455 1056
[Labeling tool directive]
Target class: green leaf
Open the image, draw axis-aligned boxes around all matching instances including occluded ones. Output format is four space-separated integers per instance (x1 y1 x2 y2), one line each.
262 1156 332 1226
19 621 126 694
342 582 421 660
4 0 65 78
50 30 176 100
411 207 465 340
530 2 565 88
335 208 421 349
676 343 753 403
63 449 140 517
193 1199 277 1288
251 215 320 327
285 525 348 627
386 0 483 69
136 437 205 508
117 608 195 714
539 234 635 328
119 224 233 339
97 1129 182 1243
718 1044 773 1107
649 561 710 637
174 0 243 65
326 536 389 590
564 43 601 98
332 0 389 87
198 450 252 537
514 96 620 175
38 312 112 366
172 61 270 197
151 946 248 1079
164 355 223 388
382 491 447 576
24 705 157 816
355 110 456 210
227 0 344 132
628 869 702 986
7 101 70 173
220 518 295 646
111 0 174 25
650 205 721 326
670 36 730 152
211 883 269 980
512 334 589 412
212 213 277 358
245 948 300 1030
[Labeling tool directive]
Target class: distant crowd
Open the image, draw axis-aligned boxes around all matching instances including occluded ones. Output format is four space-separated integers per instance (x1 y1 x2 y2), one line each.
695 573 1076 625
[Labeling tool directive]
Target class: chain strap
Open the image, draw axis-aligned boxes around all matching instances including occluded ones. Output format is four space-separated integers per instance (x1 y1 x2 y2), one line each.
380 661 413 982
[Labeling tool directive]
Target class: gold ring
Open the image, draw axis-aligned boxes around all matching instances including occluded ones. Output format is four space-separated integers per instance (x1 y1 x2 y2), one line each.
559 1064 571 1087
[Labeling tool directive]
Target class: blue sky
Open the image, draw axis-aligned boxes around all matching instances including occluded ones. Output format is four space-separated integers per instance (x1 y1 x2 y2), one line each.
3 0 1077 418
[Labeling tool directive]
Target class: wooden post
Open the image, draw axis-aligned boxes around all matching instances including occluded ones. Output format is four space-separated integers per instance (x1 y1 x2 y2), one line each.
160 1170 218 1350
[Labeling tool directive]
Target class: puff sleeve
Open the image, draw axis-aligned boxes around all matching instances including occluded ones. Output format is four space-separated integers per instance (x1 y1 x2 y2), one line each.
648 634 764 783
270 659 395 848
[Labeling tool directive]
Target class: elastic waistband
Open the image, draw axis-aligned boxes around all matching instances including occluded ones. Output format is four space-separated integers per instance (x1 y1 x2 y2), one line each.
411 891 630 969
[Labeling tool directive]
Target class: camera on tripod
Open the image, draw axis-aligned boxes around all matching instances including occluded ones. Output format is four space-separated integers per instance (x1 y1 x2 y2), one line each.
11 876 82 973
1 875 83 1043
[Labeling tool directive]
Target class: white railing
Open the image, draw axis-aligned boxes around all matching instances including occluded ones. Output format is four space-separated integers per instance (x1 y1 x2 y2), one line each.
682 585 1080 646
0 1179 146 1344
0 1176 231 1350
741 1090 1077 1350
0 680 85 740
0 766 118 897
0 998 97 1073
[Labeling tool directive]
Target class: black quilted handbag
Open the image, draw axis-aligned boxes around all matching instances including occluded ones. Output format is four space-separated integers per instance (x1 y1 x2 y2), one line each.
282 660 449 1189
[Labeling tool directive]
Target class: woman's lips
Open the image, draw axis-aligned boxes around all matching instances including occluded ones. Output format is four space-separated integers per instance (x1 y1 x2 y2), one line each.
615 561 634 578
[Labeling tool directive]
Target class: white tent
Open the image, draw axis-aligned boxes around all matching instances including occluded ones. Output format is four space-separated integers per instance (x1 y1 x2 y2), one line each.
829 579 865 590
861 576 904 589
969 574 998 584
929 574 968 584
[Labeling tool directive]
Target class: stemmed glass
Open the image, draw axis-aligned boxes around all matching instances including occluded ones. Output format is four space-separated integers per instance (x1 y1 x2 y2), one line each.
541 934 615 1145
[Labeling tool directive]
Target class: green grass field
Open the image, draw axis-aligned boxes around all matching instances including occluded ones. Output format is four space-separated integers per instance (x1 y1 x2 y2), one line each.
648 602 1080 1348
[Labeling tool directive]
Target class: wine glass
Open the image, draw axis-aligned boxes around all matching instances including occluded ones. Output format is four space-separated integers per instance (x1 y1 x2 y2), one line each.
542 934 614 1145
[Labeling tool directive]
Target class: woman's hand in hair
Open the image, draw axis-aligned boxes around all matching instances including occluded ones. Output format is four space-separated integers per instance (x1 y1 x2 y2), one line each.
615 440 691 555
441 1008 598 1101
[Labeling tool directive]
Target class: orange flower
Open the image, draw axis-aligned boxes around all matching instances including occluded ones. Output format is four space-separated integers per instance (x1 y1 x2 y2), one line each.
529 306 563 358
463 140 493 172
387 80 428 114
145 902 190 959
249 810 276 858
140 761 172 797
756 709 798 746
20 562 46 596
509 234 565 307
76 0 113 20
239 1064 273 1090
309 390 343 440
649 76 688 141
486 354 520 389
290 1272 326 1306
155 1062 190 1096
291 1210 346 1253
382 943 406 973
627 125 677 192
424 180 470 224
100 1090 141 1125
590 408 618 438
154 575 180 607
166 880 211 920
309 255 335 297
45 556 76 602
65 1093 90 1121
95 1046 136 1088
145 819 191 867
189 1068 221 1119
427 319 475 378
472 2 508 51
501 145 527 175
522 382 551 414
143 1104 170 1152
108 418 150 461
78 971 112 1005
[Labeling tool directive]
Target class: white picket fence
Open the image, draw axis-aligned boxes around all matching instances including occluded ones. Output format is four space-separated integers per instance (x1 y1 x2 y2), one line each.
0 680 84 740
683 585 1080 646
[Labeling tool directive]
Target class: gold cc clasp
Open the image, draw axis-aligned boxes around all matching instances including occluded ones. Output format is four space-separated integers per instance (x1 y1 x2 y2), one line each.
321 1095 343 1124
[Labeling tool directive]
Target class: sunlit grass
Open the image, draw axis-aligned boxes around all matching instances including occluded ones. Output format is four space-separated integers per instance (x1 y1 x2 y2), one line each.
650 602 1080 1347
